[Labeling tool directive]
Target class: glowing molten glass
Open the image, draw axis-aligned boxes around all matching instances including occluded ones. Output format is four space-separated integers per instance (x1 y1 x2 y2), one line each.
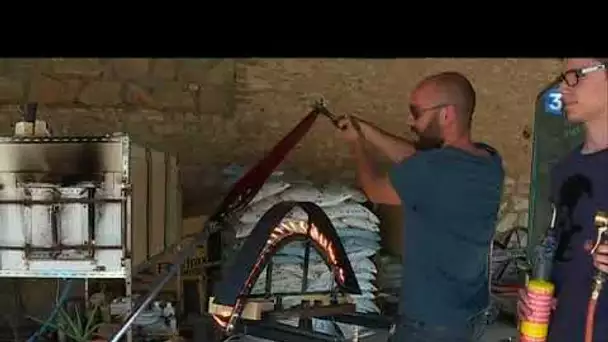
217 219 347 332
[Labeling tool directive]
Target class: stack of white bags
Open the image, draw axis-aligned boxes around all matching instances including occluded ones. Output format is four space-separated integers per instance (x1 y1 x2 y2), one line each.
223 166 383 338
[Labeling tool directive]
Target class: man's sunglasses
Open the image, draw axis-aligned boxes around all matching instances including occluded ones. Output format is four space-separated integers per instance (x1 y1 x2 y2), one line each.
409 104 450 120
559 63 607 87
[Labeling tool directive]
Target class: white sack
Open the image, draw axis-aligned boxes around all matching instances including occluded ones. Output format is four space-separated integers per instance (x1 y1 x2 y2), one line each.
322 182 369 203
239 195 285 224
324 202 380 224
336 227 381 241
340 217 380 232
250 181 291 205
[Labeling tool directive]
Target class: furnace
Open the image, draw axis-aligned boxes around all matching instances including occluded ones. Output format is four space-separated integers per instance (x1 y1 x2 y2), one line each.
0 104 182 342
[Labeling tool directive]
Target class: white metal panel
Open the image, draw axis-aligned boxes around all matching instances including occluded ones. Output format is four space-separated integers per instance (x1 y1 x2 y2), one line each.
96 182 123 247
0 134 181 283
29 184 56 248
0 181 127 278
0 136 130 279
0 187 25 247
0 185 127 278
58 185 89 247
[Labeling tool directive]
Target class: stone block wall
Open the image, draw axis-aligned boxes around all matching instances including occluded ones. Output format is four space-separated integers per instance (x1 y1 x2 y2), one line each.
0 58 566 320
0 58 561 222
498 176 531 237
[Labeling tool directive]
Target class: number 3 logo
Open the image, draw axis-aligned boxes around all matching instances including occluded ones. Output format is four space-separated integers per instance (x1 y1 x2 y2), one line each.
545 91 563 116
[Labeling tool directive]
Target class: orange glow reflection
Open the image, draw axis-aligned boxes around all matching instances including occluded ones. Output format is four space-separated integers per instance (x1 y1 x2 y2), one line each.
268 220 345 284
247 219 346 290
212 314 228 327
222 219 347 332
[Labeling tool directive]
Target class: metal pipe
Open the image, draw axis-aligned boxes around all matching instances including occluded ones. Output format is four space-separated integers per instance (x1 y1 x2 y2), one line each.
301 220 313 293
87 187 96 258
264 259 273 296
110 221 221 342
316 312 393 330
112 103 332 341
27 279 74 342
22 103 37 123
247 290 346 299
50 204 60 256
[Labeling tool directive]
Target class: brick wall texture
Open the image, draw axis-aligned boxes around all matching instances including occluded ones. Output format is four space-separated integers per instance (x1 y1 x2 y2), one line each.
0 58 562 211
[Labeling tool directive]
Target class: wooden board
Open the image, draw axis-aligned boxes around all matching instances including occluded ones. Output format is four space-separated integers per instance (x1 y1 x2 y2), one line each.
130 145 149 266
130 142 182 268
208 296 275 321
151 150 167 256
207 294 353 321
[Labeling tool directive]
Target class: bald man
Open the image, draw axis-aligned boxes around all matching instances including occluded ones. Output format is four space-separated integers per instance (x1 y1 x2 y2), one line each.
336 72 505 341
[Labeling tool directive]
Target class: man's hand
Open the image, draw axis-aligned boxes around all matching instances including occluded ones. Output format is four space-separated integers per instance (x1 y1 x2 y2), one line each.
592 243 608 273
335 115 363 142
584 240 608 273
517 289 532 320
517 288 558 321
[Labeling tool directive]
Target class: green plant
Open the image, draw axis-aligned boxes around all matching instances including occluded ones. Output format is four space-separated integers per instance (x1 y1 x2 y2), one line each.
28 302 105 342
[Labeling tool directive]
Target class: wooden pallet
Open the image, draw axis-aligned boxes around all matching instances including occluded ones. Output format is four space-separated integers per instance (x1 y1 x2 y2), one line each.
208 293 354 321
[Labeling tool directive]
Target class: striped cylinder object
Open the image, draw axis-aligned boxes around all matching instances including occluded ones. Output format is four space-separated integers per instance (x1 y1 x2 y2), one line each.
519 279 555 342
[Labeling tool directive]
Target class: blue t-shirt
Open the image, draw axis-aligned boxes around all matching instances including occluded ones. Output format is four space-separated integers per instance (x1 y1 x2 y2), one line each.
389 143 504 328
547 146 608 342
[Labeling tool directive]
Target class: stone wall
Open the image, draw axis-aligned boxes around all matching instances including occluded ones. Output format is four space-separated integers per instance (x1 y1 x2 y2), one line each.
497 176 531 238
0 58 562 213
0 59 562 319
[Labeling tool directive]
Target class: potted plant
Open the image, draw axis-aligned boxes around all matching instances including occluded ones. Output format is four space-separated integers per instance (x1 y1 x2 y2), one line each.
28 301 105 342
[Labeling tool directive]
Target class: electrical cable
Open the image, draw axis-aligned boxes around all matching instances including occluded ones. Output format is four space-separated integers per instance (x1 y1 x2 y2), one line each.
26 279 74 342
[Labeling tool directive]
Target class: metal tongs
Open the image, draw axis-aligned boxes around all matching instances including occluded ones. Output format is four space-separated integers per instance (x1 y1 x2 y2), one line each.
312 98 339 125
312 98 363 134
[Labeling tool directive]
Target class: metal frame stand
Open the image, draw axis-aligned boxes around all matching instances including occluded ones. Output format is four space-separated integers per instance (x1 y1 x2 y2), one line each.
212 220 393 342
229 309 393 342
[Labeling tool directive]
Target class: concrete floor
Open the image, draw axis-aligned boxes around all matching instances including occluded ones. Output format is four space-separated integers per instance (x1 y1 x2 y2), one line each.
242 321 518 342
482 322 517 342
355 323 518 342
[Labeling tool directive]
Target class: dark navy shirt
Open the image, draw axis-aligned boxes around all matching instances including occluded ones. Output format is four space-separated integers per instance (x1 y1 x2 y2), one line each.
389 144 504 328
548 146 608 342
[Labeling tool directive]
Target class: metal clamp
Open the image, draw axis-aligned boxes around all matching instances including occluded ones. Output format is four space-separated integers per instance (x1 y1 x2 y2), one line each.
311 98 340 126
311 97 361 135
312 97 328 111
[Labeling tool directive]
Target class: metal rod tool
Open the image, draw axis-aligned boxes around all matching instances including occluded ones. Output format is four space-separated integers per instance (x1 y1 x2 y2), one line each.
111 100 335 342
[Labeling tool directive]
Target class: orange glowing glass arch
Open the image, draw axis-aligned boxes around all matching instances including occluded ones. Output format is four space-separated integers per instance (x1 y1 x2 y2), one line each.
210 201 362 332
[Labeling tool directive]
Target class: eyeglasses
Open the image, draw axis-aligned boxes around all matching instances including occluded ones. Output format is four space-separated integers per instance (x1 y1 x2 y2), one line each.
559 63 607 87
409 104 450 120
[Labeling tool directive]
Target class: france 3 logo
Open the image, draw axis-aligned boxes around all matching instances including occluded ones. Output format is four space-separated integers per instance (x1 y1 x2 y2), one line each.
543 87 564 117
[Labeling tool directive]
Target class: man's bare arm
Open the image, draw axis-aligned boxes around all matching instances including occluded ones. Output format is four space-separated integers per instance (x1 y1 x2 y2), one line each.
357 118 417 163
349 138 401 205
